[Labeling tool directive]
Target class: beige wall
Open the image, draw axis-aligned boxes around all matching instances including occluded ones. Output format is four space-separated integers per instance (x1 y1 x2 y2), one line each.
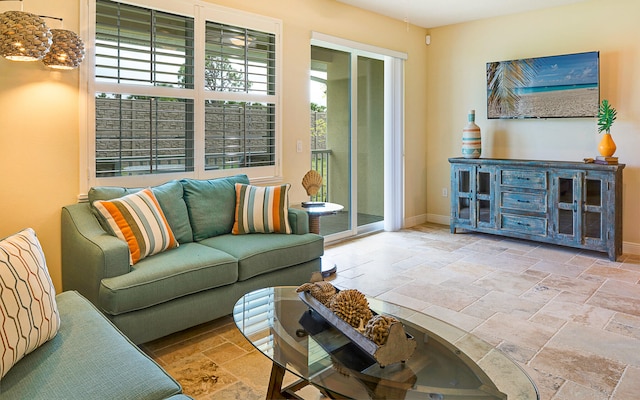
425 0 640 254
0 0 429 292
2 0 638 294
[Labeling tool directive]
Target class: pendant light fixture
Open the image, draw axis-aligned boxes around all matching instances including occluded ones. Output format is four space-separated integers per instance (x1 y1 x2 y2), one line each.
0 10 51 61
42 28 84 70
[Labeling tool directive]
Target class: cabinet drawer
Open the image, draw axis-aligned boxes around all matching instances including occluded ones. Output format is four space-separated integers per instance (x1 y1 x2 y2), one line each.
501 170 546 189
500 214 547 236
501 191 546 212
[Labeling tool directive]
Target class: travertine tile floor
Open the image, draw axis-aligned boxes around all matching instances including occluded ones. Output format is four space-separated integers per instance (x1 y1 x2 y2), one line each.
142 223 640 399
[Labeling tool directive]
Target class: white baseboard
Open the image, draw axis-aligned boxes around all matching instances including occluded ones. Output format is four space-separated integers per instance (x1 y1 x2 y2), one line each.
623 241 640 256
403 213 449 228
403 213 428 228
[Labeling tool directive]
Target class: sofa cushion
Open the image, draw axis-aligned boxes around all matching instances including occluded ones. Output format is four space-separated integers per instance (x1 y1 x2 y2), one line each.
181 175 250 241
94 188 179 265
0 228 60 379
233 183 292 235
88 180 194 244
200 233 324 281
0 291 183 399
99 243 238 315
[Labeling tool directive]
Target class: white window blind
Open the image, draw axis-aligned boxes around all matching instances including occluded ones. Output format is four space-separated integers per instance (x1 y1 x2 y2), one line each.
88 0 281 184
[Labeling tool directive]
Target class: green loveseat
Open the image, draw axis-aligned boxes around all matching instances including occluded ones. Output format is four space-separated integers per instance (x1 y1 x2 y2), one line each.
0 290 190 399
61 175 323 344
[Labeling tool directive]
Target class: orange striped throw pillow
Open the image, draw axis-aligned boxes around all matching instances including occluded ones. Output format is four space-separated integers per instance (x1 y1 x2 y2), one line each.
93 188 178 264
232 183 292 234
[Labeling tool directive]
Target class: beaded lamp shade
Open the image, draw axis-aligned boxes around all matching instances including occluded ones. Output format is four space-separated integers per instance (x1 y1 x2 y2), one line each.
42 29 84 69
0 11 52 61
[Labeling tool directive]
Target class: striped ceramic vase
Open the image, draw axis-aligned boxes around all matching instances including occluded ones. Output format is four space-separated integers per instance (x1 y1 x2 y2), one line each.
462 109 481 158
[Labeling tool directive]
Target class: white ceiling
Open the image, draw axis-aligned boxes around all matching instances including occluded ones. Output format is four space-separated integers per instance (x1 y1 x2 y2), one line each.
336 0 589 28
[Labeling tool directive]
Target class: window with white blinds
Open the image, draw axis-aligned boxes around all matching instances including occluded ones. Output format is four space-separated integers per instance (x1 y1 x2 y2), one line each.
90 0 280 183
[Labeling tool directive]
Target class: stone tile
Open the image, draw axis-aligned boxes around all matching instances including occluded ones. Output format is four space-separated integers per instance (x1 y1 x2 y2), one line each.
203 341 250 365
530 260 590 278
535 300 615 329
457 251 539 273
399 264 464 285
441 260 496 282
152 329 229 365
335 270 413 297
612 366 640 399
588 280 640 317
554 380 608 400
221 350 271 392
143 316 233 352
200 381 264 400
393 282 481 311
440 279 492 300
605 312 640 340
496 341 537 364
524 367 565 400
164 353 239 399
597 279 640 299
549 322 640 367
472 312 556 351
460 302 499 321
582 265 640 283
527 245 580 263
215 324 257 353
539 274 603 298
465 290 543 318
472 270 542 296
529 312 566 330
567 254 598 268
419 304 485 332
376 289 431 312
529 345 625 396
459 240 511 255
520 283 562 305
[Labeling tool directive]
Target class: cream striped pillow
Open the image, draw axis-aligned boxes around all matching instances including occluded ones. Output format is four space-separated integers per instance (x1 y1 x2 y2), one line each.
93 188 178 265
0 228 60 378
232 183 292 234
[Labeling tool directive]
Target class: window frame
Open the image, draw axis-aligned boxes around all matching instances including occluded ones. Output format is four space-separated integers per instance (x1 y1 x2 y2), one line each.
80 0 283 193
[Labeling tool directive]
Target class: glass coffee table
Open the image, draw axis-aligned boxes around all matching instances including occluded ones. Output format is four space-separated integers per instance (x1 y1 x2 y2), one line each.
233 287 539 399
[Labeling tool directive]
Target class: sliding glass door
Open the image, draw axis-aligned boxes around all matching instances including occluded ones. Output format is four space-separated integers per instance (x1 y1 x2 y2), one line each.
310 36 402 239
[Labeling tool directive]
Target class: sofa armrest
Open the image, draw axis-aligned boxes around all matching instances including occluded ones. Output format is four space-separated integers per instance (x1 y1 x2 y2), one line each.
288 208 310 234
61 203 130 306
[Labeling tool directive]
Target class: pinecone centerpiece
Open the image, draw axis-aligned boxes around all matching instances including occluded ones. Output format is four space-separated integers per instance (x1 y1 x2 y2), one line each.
329 289 373 332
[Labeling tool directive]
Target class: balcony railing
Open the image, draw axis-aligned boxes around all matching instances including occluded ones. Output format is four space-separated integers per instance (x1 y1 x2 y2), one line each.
310 149 331 202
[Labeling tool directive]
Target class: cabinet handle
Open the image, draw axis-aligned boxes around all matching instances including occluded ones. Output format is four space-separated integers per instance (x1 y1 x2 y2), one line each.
516 199 531 203
517 177 531 180
517 222 530 227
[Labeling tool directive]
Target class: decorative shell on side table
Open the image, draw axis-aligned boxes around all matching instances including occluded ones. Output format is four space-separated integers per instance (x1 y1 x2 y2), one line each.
302 170 323 196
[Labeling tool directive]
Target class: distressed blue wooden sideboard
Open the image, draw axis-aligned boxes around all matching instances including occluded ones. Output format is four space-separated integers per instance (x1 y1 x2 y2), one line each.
448 158 624 261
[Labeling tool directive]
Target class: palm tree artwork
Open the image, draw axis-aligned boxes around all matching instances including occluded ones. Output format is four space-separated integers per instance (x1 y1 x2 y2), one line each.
486 59 537 118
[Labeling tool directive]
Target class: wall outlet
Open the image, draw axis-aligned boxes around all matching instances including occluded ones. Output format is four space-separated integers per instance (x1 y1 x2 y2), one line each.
296 140 303 153
442 188 448 197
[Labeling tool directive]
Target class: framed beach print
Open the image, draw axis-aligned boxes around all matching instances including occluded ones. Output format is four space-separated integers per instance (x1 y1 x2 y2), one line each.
487 51 600 119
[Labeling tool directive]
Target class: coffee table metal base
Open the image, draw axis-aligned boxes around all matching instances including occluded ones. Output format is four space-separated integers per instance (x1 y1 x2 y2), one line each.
267 363 343 399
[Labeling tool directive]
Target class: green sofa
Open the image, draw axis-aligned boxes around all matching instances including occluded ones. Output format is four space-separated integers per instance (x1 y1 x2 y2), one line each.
61 175 323 344
0 290 190 399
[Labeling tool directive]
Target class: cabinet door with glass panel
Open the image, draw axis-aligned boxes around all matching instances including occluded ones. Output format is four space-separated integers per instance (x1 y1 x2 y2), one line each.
550 171 608 250
450 164 496 232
